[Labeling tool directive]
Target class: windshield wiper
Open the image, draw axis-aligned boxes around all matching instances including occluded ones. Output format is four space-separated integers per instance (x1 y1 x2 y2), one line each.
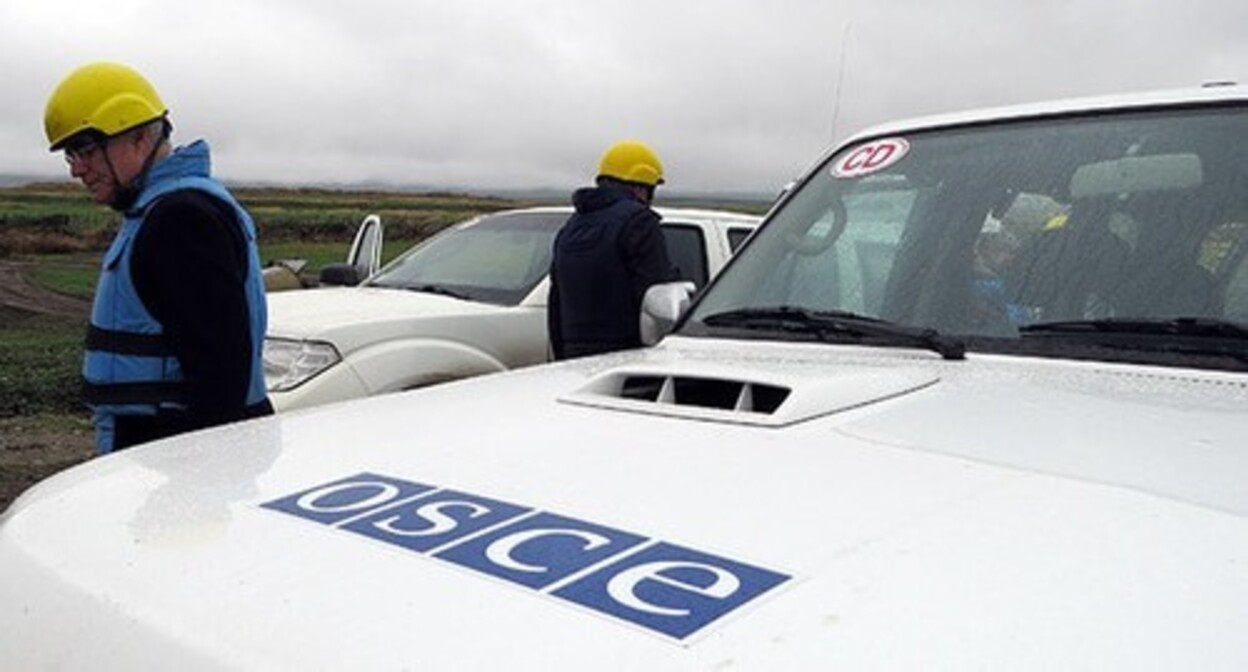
701 306 966 360
1019 317 1248 362
406 284 471 300
1020 317 1248 338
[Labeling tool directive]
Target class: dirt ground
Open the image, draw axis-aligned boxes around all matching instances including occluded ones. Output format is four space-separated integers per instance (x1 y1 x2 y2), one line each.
0 259 92 316
0 419 94 512
0 259 95 513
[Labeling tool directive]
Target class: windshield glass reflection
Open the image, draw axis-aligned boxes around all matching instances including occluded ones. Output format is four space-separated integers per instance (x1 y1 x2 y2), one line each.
368 211 565 305
687 108 1248 369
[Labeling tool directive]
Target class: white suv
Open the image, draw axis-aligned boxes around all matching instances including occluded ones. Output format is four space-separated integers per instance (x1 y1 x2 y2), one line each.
262 206 759 410
4 87 1247 669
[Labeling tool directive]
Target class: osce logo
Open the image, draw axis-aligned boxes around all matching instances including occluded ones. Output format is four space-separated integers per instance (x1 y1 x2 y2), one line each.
262 472 789 640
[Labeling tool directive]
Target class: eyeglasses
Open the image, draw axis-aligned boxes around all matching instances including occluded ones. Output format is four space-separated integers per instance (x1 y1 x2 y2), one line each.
63 137 105 165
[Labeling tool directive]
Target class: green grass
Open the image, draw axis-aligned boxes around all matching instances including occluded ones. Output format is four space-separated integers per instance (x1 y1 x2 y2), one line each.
13 238 426 304
261 242 352 271
16 240 425 302
0 411 91 435
25 254 98 298
1 183 530 256
260 239 420 270
0 310 87 417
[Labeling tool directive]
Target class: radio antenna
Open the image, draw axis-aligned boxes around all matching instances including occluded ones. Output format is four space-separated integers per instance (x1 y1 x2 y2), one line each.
830 21 852 144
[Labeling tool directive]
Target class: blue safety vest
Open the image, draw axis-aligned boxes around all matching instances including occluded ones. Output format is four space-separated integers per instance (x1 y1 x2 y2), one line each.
83 141 268 453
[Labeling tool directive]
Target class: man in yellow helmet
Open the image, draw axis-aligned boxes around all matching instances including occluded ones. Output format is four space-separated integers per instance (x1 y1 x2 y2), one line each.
547 140 677 359
44 62 273 453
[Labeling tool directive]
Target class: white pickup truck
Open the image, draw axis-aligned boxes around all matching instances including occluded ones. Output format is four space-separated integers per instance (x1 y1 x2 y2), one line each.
3 85 1247 669
263 206 760 411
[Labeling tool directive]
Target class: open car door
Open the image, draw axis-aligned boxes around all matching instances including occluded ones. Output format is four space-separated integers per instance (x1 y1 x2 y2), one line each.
320 214 385 286
347 214 385 277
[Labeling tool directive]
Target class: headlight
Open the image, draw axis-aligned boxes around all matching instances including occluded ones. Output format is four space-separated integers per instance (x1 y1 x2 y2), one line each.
263 338 342 392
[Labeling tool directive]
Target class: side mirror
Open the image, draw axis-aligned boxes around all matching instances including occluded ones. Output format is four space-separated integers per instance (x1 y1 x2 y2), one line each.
640 281 696 346
318 262 364 287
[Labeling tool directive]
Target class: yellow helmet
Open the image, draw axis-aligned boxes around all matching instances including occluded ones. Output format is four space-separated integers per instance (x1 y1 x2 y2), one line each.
598 140 665 187
44 62 168 151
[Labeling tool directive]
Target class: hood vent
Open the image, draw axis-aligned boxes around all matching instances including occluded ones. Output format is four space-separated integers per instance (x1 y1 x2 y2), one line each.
560 365 939 427
619 375 790 414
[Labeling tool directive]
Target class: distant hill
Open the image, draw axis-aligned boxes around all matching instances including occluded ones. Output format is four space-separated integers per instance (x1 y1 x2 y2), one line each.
0 174 67 188
227 179 775 206
0 174 774 211
485 186 775 205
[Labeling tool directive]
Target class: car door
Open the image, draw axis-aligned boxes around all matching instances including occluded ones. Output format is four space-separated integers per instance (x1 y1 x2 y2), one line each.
347 214 385 278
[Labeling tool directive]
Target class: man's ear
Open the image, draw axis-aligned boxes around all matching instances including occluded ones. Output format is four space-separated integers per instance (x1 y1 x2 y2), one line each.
116 129 145 156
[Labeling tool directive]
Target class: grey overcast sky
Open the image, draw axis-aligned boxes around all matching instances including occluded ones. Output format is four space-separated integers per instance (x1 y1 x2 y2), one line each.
3 0 1246 194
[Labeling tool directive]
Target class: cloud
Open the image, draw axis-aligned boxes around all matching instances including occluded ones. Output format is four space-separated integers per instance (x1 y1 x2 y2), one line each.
4 0 1245 194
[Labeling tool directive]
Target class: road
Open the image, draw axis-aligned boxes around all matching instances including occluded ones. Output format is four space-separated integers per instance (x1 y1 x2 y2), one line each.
0 260 90 317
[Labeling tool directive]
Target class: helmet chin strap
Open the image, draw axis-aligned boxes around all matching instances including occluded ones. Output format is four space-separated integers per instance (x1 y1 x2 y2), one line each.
106 125 169 212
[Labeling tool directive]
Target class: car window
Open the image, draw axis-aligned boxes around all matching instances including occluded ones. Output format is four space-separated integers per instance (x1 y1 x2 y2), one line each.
765 187 911 315
728 227 753 253
367 211 565 305
661 224 709 288
1214 222 1248 321
686 107 1248 370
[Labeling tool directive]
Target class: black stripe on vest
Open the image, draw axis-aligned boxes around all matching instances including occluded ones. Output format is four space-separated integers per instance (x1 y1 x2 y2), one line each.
82 380 188 406
86 325 175 357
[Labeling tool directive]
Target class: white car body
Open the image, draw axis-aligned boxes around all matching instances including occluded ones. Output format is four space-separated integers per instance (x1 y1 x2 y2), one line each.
264 206 760 411
3 87 1248 669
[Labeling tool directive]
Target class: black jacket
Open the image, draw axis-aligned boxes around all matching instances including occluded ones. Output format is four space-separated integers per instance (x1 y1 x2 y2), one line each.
548 183 675 360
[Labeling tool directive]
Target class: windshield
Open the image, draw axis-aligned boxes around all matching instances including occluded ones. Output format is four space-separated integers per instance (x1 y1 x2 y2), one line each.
367 211 565 305
686 106 1248 370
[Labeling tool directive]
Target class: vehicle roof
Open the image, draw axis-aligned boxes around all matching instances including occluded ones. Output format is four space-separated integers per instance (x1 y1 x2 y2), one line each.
485 205 760 227
655 206 761 226
843 84 1248 146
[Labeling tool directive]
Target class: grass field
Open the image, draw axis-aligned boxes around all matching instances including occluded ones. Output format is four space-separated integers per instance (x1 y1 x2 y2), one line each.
0 309 95 509
1 183 548 296
0 309 85 415
25 242 410 299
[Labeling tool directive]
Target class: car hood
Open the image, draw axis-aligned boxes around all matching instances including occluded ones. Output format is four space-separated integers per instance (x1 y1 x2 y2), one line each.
3 338 1247 669
266 286 512 341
